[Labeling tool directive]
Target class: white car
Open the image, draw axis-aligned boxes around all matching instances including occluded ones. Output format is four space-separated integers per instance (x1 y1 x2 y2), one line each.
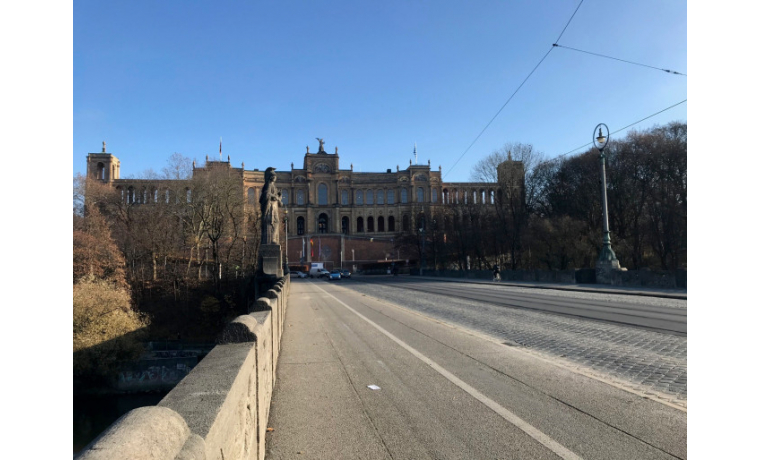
293 271 308 278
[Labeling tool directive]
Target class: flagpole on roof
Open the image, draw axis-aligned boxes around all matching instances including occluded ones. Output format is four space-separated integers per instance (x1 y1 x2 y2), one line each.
219 137 222 161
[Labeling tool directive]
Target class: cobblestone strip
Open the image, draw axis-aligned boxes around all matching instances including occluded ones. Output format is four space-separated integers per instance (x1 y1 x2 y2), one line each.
345 281 687 408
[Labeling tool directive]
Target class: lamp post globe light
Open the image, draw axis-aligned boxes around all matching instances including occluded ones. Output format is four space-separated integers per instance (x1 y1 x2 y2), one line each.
593 123 621 281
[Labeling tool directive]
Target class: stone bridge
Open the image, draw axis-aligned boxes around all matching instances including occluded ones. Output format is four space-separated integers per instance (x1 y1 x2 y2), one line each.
77 276 290 460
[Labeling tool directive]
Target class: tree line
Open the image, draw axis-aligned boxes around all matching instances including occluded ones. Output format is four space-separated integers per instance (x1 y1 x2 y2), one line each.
73 154 264 389
400 122 687 272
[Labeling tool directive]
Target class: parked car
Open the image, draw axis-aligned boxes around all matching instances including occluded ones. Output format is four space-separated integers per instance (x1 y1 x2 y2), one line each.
293 271 308 278
340 269 351 278
327 269 342 281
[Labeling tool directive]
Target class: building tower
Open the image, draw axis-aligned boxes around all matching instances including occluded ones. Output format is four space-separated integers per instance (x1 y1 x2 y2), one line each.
87 141 120 183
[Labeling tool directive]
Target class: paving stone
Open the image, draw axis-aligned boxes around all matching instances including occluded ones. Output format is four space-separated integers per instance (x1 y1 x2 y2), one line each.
346 281 688 402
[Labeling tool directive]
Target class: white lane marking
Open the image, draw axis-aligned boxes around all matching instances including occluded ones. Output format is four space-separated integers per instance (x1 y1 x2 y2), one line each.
312 283 583 460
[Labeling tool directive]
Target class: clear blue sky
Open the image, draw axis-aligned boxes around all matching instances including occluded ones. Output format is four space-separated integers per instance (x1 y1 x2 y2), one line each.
74 0 686 181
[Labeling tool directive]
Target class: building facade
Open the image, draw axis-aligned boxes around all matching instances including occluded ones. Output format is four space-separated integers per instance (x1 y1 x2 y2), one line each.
86 140 521 269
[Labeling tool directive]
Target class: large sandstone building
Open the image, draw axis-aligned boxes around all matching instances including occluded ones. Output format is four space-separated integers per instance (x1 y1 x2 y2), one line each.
86 140 523 271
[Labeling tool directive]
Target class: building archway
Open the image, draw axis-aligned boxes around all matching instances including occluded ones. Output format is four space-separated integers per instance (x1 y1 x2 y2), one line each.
318 213 328 233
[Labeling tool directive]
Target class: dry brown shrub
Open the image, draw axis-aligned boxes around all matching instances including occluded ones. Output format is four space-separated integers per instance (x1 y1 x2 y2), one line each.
73 276 148 383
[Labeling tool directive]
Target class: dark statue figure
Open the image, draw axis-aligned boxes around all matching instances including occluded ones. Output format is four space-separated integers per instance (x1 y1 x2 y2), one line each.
260 167 283 244
316 137 325 153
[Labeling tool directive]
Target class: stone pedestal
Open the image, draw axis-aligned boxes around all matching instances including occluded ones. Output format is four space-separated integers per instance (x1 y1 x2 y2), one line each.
259 244 283 278
595 259 622 285
255 244 283 299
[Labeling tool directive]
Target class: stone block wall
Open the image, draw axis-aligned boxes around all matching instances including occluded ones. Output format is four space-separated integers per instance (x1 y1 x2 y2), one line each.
77 276 291 460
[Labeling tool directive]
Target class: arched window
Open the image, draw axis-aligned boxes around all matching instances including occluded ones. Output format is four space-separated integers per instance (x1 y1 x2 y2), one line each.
186 188 192 203
248 188 256 204
417 213 426 231
318 213 328 233
127 186 135 204
402 215 410 232
417 187 424 203
401 188 408 203
297 216 305 235
378 216 385 232
357 217 364 232
282 190 289 205
432 189 438 203
318 183 328 205
297 189 305 205
490 190 495 204
95 162 105 180
341 189 349 205
387 190 395 204
367 216 374 232
356 190 364 205
366 190 374 205
377 190 384 205
388 216 395 232
443 189 449 204
342 216 349 234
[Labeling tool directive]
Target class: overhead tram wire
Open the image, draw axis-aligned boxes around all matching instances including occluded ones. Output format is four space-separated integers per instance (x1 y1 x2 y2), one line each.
554 0 584 43
552 44 686 76
551 99 688 160
443 46 555 179
443 1 585 179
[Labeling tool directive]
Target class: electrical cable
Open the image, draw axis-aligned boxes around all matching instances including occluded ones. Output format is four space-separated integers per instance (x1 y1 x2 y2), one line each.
444 46 555 179
552 44 686 76
555 0 584 43
552 99 687 160
444 1 586 179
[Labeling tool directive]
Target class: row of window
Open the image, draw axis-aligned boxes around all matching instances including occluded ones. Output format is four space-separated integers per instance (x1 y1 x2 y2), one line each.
248 186 440 206
119 185 498 207
293 215 415 235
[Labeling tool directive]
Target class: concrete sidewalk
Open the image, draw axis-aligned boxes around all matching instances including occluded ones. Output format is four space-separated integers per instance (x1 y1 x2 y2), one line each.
264 283 392 459
387 275 687 300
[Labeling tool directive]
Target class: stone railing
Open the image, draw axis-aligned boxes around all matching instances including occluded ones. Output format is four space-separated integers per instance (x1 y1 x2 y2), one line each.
77 275 290 460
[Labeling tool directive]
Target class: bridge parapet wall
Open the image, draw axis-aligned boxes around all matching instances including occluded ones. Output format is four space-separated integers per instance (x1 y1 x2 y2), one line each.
77 276 290 460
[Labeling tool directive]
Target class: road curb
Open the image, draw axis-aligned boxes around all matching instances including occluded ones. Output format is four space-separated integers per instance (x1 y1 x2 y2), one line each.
405 276 687 300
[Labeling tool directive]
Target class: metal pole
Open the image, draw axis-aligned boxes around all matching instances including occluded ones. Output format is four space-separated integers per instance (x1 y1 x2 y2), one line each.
594 124 618 265
284 214 290 274
600 151 612 254
420 228 425 276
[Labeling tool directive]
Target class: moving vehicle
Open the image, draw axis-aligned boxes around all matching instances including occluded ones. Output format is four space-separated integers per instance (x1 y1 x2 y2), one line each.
340 269 351 278
312 269 330 278
309 262 327 278
293 271 308 278
328 270 342 281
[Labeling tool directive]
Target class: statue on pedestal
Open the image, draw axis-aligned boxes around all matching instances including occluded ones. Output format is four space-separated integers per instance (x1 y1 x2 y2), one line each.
260 167 283 245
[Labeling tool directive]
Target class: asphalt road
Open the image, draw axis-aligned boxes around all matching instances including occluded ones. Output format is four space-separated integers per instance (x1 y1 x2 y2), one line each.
266 280 687 460
354 277 687 336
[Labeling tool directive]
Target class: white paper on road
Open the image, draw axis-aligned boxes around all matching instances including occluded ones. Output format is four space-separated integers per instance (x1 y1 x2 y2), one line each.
367 385 381 390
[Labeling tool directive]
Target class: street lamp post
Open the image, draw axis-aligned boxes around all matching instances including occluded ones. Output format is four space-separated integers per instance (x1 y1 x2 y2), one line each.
593 123 621 281
283 209 290 275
